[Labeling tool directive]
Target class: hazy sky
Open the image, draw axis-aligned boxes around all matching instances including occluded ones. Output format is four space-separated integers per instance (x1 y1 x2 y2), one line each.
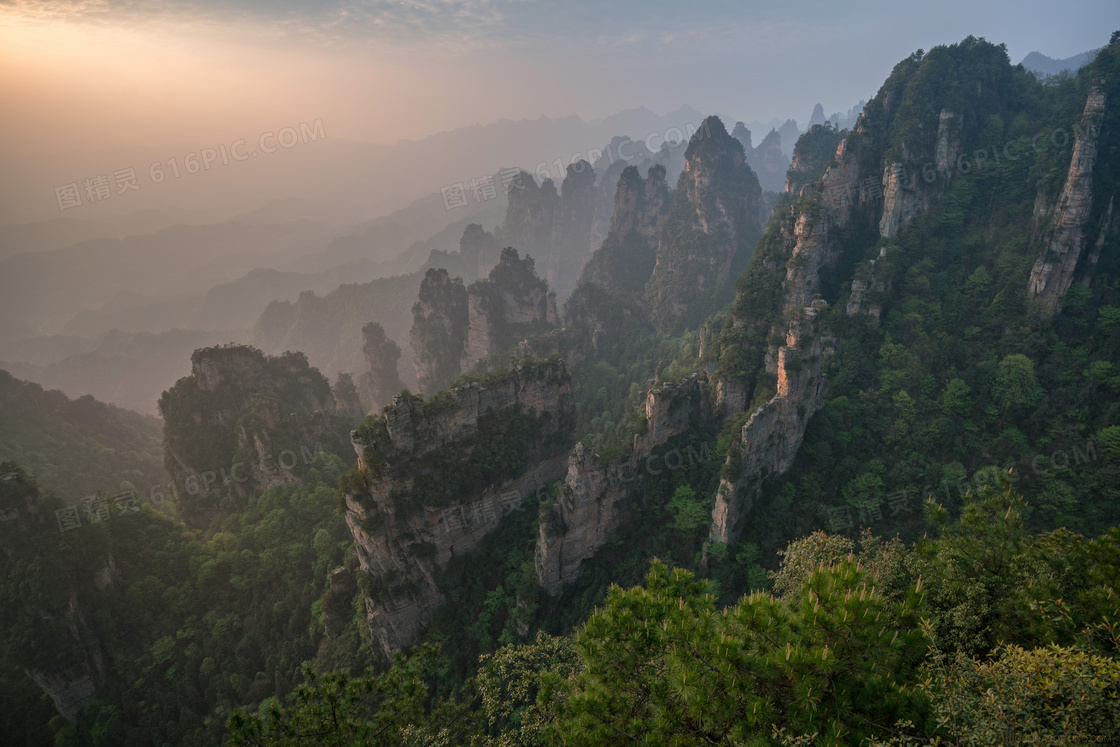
1 0 1117 157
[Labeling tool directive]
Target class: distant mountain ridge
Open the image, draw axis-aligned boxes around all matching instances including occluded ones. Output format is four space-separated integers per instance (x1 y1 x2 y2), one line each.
1021 48 1100 76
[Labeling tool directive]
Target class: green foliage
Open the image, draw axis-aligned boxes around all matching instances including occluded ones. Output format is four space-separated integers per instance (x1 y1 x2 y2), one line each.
476 632 578 746
227 647 439 747
0 370 166 503
554 557 929 745
921 645 1120 746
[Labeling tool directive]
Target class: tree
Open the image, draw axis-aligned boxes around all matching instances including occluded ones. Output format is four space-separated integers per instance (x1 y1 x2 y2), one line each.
554 558 929 745
992 354 1042 413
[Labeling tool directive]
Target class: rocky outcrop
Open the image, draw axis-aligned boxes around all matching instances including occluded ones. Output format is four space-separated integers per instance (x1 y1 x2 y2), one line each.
409 269 469 394
575 164 669 296
845 248 892 324
159 346 345 519
711 307 827 542
411 251 559 392
1028 87 1108 315
536 373 711 593
461 248 558 371
358 322 404 413
879 108 962 238
785 123 845 196
459 223 502 280
732 123 791 192
646 116 764 331
495 163 603 300
342 361 575 656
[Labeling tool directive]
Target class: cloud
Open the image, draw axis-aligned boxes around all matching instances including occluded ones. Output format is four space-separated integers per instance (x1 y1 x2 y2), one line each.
2 0 821 54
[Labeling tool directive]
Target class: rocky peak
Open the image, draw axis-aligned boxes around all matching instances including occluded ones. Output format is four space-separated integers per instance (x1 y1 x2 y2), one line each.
609 164 670 242
645 115 764 331
459 223 502 279
748 128 792 191
410 253 559 393
359 322 404 413
500 171 559 263
159 345 344 519
808 103 827 128
333 372 365 421
409 269 469 394
785 123 844 196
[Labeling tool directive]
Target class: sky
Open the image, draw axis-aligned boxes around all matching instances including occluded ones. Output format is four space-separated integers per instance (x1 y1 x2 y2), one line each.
1 0 1117 161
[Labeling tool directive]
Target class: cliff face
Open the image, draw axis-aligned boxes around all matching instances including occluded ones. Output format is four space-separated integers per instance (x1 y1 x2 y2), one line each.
159 346 345 520
785 123 845 196
409 269 469 394
359 322 404 413
708 113 874 540
535 373 711 593
496 164 603 300
878 108 960 238
646 116 764 331
710 310 826 542
342 361 575 656
575 164 669 296
1028 87 1108 315
708 41 1024 542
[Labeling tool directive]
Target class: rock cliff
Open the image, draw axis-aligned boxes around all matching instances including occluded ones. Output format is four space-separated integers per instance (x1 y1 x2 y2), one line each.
710 309 826 542
1028 86 1108 315
158 345 347 521
706 40 1052 542
409 269 469 394
575 164 669 296
646 116 764 331
358 321 404 412
535 373 711 593
410 251 559 393
342 360 575 656
784 123 845 196
495 163 603 300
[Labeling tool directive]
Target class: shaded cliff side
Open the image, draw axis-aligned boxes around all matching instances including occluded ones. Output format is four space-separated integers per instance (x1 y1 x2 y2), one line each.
708 37 1048 542
1028 86 1109 316
159 345 350 522
341 360 575 656
646 116 764 331
0 464 113 722
410 250 558 394
535 373 712 593
358 321 405 413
